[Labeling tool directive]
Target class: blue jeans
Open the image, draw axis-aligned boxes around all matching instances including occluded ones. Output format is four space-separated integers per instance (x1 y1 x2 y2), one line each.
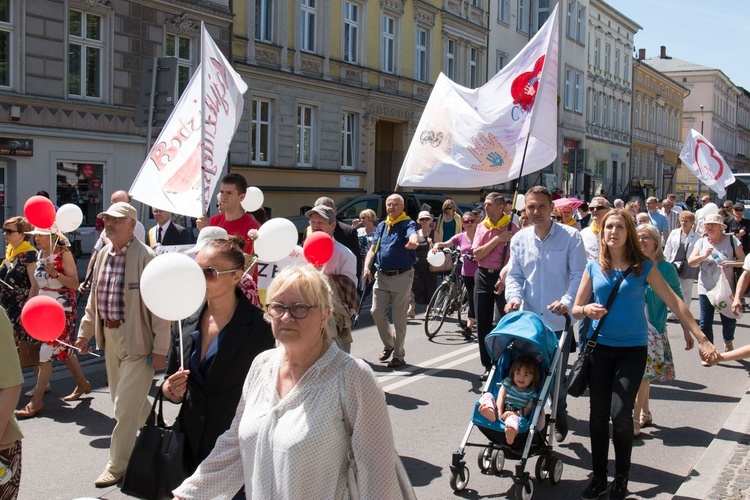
698 294 736 344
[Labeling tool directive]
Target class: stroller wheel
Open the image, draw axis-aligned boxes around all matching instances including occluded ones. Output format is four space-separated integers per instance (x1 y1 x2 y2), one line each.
535 455 549 481
477 447 493 473
449 465 470 492
514 478 534 500
548 456 564 484
490 449 505 474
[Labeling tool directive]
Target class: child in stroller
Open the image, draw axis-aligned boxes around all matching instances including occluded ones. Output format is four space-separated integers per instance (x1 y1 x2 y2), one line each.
477 355 541 445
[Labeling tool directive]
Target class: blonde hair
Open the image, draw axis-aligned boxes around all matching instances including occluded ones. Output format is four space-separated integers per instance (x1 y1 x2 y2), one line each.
4 216 32 242
359 208 377 224
264 264 334 339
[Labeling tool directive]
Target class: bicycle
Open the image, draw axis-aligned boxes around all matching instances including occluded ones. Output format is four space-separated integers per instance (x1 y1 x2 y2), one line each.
424 248 471 338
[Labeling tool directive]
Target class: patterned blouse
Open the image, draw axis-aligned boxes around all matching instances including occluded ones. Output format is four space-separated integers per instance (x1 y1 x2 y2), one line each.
0 250 37 342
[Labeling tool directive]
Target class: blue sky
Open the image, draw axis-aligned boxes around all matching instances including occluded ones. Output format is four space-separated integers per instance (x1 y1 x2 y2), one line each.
606 0 750 89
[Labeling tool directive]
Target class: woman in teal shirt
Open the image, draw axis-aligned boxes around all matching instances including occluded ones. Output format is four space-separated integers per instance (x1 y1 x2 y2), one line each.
633 223 688 437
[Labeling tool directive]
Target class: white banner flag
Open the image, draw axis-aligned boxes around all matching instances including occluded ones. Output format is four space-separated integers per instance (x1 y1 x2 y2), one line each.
679 128 735 198
397 5 559 188
130 24 248 218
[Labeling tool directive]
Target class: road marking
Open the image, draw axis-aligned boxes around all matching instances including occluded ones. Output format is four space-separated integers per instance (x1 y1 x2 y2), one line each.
376 343 477 384
382 353 478 392
377 343 480 392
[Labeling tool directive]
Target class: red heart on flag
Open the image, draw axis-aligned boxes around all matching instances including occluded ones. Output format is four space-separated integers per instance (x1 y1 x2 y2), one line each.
511 56 546 112
694 138 724 181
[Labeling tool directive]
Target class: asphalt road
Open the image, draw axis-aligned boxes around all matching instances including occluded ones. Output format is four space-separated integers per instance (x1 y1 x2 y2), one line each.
15 295 750 499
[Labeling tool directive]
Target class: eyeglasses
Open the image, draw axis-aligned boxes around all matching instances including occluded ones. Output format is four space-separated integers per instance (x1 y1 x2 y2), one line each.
202 266 241 281
266 302 318 319
638 235 653 242
554 216 563 221
444 207 454 212
463 219 476 224
589 206 607 211
101 216 128 224
2 228 17 234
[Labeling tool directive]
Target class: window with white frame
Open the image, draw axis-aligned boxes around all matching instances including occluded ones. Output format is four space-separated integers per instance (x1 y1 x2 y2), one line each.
0 1 12 88
564 66 573 110
341 111 358 169
574 70 583 113
255 0 273 42
499 0 510 24
622 102 628 132
301 0 316 53
614 49 620 79
566 1 575 38
623 54 630 82
603 96 609 127
594 38 600 68
251 98 271 165
576 4 585 43
415 28 427 82
517 0 528 33
469 47 478 88
613 99 620 130
533 0 550 33
343 2 359 64
68 9 104 99
592 92 598 124
604 43 610 73
497 51 507 74
296 104 315 166
165 33 193 99
446 39 455 80
635 100 640 130
381 15 396 73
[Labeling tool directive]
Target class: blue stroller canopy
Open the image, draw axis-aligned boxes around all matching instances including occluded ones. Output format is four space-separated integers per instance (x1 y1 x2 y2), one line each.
484 311 559 367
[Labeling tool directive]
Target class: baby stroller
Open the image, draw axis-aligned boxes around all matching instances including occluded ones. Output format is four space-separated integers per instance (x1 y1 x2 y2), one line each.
449 311 570 499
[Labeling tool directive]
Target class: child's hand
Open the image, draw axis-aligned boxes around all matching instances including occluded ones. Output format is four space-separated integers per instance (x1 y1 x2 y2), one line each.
500 411 515 421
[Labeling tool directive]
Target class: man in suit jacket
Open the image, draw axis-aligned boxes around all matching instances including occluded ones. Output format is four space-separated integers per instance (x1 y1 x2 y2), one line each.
149 208 191 247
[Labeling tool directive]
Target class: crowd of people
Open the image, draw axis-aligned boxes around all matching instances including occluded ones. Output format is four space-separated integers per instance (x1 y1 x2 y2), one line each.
3 181 750 500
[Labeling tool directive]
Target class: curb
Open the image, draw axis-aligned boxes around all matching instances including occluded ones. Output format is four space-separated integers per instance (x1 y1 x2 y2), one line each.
674 386 750 499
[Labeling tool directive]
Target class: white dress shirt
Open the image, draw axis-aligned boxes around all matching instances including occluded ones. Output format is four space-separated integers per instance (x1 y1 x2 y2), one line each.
505 223 587 331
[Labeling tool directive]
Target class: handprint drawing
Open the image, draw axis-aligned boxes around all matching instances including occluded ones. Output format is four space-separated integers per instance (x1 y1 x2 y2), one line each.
467 132 511 172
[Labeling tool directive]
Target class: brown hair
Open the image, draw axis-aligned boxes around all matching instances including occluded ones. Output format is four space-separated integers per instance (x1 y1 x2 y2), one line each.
598 209 647 277
442 199 457 212
525 186 552 205
509 355 542 391
3 216 32 241
201 238 245 271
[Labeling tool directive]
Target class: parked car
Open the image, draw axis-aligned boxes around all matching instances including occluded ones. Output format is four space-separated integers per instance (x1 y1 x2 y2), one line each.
289 192 454 241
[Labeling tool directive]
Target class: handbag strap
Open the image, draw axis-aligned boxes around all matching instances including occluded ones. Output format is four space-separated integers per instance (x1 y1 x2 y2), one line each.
586 266 633 350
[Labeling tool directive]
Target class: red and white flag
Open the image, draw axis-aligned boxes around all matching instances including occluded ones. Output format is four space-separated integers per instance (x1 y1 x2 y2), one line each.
679 128 735 198
396 5 559 188
131 23 248 217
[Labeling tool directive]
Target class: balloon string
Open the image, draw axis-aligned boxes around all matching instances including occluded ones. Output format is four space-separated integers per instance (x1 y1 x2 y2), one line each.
54 339 101 357
0 278 12 289
178 321 184 370
241 255 258 279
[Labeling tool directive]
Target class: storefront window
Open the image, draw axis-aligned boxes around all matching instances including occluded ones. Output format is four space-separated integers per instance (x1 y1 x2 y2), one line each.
56 161 103 226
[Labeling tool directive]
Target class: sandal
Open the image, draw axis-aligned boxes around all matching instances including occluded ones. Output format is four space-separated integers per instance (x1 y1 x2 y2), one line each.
633 419 641 437
640 411 653 427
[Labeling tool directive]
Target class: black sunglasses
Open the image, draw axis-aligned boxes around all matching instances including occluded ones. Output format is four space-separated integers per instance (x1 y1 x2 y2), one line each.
589 206 607 211
2 228 18 234
554 216 563 221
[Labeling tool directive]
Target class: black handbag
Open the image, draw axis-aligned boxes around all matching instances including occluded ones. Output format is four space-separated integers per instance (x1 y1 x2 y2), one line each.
121 386 190 500
568 267 632 397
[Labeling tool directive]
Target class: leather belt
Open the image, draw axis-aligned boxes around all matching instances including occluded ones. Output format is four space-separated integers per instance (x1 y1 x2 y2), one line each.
103 319 124 329
477 266 500 274
379 268 411 276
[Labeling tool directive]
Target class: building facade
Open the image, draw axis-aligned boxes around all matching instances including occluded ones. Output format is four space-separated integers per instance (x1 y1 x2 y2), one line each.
232 0 489 218
585 0 639 199
631 48 687 199
646 50 742 201
736 88 750 181
0 0 232 251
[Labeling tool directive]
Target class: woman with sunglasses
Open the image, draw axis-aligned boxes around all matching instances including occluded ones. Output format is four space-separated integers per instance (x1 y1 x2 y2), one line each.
18 227 90 418
162 238 274 479
434 199 462 244
173 264 406 499
433 209 480 335
0 217 39 365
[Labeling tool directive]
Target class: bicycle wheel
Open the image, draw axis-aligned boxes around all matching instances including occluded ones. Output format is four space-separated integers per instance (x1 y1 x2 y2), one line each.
424 283 450 338
456 282 469 326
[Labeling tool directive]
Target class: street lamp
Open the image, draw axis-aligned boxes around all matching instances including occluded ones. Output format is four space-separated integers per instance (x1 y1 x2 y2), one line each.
700 104 704 135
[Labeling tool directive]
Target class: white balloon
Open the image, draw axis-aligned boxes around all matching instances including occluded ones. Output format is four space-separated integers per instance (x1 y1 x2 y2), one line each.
140 253 206 321
427 250 446 267
255 218 297 262
241 186 264 212
55 204 84 232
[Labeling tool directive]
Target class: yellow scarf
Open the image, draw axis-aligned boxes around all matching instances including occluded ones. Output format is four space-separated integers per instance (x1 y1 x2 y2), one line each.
590 221 601 236
566 218 578 227
385 213 411 232
482 214 510 231
4 240 35 265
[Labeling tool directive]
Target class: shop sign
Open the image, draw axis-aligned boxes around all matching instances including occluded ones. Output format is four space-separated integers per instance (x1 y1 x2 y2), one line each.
0 138 32 156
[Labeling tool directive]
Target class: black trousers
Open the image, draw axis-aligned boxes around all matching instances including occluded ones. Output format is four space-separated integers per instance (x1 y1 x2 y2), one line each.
587 344 647 479
474 268 506 369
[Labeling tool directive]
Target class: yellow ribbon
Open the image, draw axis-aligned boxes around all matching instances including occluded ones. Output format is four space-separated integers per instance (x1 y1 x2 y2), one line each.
590 221 601 235
566 218 578 227
385 213 411 232
482 214 510 231
4 240 35 265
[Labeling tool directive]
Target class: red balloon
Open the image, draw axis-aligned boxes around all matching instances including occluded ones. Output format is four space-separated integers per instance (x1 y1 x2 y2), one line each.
24 195 56 229
21 296 66 342
303 231 335 267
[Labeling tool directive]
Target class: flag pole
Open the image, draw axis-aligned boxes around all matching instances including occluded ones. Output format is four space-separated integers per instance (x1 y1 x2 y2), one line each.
200 22 207 218
510 133 533 211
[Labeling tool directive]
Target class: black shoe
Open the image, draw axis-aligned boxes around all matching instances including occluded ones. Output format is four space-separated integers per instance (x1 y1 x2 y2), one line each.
608 475 628 500
480 370 489 381
555 412 569 443
581 476 608 499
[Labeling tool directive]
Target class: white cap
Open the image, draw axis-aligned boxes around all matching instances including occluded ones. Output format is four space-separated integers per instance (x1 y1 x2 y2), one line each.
187 226 229 254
